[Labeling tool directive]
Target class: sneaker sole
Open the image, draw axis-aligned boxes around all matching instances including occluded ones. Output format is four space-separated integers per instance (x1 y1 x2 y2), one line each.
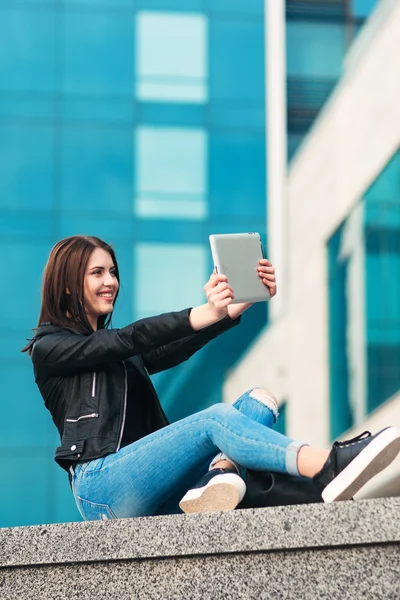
322 427 400 502
179 474 246 514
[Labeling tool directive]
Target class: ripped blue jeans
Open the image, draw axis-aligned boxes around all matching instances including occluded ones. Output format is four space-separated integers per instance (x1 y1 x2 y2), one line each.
70 388 305 520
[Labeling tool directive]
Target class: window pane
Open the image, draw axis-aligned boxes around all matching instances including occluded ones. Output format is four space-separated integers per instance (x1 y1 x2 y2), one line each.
135 126 207 219
0 9 56 93
209 130 265 219
352 0 379 18
210 18 264 102
1 241 51 332
134 243 207 318
61 126 132 215
0 454 50 527
328 150 400 437
364 152 400 412
62 12 134 96
0 125 54 211
136 11 207 103
287 22 346 78
0 365 52 448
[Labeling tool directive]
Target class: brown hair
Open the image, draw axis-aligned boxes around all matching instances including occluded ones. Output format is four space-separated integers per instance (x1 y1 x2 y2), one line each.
23 235 120 351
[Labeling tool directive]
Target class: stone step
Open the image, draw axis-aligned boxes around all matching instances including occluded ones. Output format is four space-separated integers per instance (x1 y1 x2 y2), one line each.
0 498 399 599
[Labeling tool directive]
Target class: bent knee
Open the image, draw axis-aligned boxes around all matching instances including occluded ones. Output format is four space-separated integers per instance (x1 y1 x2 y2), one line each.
247 387 279 414
249 387 278 405
205 402 234 419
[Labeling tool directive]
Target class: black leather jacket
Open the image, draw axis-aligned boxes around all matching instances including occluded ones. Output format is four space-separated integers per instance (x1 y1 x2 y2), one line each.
29 309 240 471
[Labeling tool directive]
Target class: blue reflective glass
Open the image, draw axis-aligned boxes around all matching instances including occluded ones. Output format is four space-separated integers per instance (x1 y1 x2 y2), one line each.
61 126 132 214
0 96 54 120
60 99 133 125
0 365 52 448
209 18 264 102
287 22 345 78
137 0 203 10
58 215 134 241
328 150 400 433
364 152 400 228
51 462 82 524
136 11 207 103
0 454 50 527
364 151 400 411
352 0 379 17
66 0 133 6
134 243 207 318
209 105 264 129
0 334 37 361
1 241 51 332
0 9 56 92
328 226 353 439
0 125 54 210
210 0 263 16
62 11 134 96
135 126 207 219
0 214 52 238
288 132 305 163
209 130 266 218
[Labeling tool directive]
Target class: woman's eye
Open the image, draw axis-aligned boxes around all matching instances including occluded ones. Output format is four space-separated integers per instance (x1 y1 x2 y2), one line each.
92 270 101 275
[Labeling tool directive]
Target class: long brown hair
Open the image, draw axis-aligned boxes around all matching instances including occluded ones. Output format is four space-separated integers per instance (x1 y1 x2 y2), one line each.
24 235 120 348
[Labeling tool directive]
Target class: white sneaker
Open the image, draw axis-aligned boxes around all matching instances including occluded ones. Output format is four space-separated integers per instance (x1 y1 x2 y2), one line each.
179 468 246 514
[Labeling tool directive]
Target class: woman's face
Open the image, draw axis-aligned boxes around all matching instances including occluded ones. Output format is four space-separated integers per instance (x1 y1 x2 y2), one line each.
83 247 119 330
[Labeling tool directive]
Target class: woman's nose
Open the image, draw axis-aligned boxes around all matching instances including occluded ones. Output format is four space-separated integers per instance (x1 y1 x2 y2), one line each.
103 273 115 286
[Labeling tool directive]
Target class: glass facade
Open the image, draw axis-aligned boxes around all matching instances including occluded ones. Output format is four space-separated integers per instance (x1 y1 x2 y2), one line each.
328 149 400 440
286 0 379 160
0 0 267 528
0 0 380 527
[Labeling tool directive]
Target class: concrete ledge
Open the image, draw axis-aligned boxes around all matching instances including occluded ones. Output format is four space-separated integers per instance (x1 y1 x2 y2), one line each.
1 498 399 599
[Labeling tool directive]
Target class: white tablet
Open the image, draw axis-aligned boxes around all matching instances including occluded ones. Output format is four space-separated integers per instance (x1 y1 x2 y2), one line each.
209 232 271 304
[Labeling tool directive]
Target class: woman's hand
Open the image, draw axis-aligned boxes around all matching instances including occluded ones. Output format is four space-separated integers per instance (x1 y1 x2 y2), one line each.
257 259 277 298
204 272 235 319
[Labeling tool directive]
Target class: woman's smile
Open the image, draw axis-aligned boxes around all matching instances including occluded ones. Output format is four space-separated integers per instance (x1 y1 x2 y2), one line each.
97 291 114 302
84 247 120 329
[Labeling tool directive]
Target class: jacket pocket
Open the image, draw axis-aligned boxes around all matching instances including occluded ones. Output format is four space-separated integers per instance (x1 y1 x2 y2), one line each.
91 371 96 398
66 412 98 423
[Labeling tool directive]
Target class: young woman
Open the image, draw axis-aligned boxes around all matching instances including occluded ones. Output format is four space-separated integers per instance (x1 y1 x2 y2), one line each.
23 235 400 520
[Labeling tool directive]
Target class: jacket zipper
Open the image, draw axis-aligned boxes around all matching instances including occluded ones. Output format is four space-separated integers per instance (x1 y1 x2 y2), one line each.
116 361 128 452
91 371 96 397
66 413 98 423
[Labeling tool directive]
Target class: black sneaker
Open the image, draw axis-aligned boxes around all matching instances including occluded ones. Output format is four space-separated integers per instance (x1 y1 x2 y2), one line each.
179 468 246 514
314 427 400 502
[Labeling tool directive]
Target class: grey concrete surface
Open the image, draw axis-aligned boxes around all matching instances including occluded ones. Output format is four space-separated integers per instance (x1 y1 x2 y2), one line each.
0 498 399 599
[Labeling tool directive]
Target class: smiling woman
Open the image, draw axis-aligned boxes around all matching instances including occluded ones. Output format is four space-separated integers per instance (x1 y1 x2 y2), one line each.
21 235 400 521
28 236 121 335
84 248 119 331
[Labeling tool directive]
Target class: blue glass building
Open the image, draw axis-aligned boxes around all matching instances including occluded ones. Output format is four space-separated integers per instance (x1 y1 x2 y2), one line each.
328 150 400 439
0 0 378 527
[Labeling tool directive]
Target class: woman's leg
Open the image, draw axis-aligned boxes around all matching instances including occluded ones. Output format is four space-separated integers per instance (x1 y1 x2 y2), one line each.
71 395 400 520
208 387 280 472
160 387 281 515
71 399 306 520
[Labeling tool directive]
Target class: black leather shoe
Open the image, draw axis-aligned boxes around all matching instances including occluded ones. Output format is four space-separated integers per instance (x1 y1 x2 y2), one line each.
179 468 246 514
314 427 400 502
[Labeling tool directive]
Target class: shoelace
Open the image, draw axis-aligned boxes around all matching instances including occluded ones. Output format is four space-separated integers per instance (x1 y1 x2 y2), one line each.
333 430 371 449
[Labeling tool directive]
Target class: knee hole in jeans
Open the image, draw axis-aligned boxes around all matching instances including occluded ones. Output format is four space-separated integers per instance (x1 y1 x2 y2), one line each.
248 388 279 416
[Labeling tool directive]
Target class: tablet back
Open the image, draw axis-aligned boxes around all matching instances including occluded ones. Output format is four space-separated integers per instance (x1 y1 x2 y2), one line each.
209 232 271 303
